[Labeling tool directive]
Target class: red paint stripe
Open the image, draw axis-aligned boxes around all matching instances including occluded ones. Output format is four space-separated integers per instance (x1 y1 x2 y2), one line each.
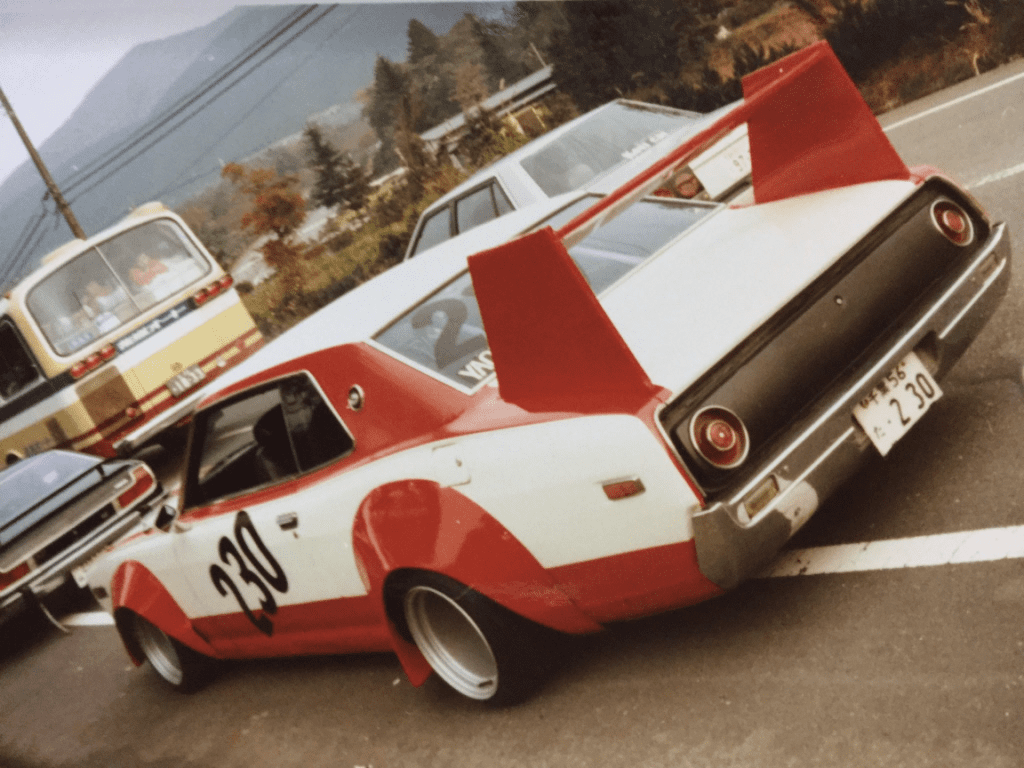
189 594 391 659
548 540 723 624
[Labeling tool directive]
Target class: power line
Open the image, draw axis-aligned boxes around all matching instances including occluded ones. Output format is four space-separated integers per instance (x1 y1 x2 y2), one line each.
152 6 358 200
65 5 338 204
58 5 320 193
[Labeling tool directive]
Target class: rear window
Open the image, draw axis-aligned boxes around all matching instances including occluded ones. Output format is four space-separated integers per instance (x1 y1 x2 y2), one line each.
519 103 697 197
0 451 100 527
374 197 713 389
27 219 212 356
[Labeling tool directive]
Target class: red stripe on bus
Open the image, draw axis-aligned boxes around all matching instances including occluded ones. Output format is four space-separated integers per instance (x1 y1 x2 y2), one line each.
62 329 264 454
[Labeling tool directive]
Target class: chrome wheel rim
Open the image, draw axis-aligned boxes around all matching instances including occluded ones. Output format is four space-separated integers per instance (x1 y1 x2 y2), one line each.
404 586 498 700
135 618 184 687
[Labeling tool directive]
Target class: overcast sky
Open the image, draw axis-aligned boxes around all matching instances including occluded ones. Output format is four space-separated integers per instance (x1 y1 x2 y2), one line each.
0 0 251 185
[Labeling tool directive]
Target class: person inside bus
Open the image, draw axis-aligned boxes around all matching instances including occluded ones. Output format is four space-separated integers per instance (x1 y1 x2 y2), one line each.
129 252 169 287
83 279 129 333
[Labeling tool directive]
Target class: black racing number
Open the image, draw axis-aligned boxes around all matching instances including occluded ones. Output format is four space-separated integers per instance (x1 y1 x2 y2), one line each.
235 510 288 593
411 298 487 370
208 511 289 636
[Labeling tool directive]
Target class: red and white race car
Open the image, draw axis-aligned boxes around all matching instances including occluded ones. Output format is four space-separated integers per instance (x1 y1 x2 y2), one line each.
87 43 1010 704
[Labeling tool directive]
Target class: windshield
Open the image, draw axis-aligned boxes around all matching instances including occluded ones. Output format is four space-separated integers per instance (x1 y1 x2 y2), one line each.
519 103 698 197
375 197 713 389
27 219 211 356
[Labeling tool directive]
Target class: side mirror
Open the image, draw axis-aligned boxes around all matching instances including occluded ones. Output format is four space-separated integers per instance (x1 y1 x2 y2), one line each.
154 504 177 532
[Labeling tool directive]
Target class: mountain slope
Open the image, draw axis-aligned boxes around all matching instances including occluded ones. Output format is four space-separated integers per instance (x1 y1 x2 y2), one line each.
0 2 500 290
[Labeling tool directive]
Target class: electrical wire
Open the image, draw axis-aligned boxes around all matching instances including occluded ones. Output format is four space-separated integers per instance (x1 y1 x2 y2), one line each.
64 6 337 202
58 5 320 193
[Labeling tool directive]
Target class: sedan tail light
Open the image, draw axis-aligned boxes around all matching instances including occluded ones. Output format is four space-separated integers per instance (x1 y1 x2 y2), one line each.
690 406 749 469
114 465 157 510
931 199 973 246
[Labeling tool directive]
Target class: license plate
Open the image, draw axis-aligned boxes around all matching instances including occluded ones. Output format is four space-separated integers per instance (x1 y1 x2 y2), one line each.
166 364 205 397
853 352 941 456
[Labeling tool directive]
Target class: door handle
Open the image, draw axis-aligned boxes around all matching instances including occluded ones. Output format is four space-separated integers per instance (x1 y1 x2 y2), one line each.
277 512 298 531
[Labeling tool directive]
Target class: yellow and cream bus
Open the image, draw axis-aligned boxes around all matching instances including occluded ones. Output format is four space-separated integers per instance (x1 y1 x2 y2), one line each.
0 202 263 464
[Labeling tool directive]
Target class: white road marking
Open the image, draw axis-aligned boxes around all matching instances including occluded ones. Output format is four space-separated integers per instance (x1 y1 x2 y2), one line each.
62 611 115 627
966 160 1024 189
762 525 1024 578
882 67 1024 132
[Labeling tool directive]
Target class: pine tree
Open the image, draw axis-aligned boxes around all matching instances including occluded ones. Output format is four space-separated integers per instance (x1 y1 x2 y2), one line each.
304 123 371 212
407 18 440 64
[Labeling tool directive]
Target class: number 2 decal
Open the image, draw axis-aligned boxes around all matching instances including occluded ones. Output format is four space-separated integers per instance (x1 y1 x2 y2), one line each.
209 511 289 636
410 291 487 370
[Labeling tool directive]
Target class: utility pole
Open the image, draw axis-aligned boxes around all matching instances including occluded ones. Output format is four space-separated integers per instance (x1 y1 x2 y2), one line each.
0 85 86 239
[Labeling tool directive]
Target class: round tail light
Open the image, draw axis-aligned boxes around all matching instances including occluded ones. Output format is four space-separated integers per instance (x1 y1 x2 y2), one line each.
690 406 749 469
931 199 973 246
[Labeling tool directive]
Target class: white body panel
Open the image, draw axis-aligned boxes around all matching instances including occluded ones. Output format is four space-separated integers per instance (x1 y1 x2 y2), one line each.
602 181 919 393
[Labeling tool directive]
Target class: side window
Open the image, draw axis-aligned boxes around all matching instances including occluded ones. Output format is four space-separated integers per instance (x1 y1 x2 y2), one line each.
280 375 354 470
0 321 42 401
410 207 453 257
187 373 354 506
455 185 500 233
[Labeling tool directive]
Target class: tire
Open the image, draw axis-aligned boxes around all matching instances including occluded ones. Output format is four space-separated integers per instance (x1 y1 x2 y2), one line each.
133 615 212 693
401 572 554 705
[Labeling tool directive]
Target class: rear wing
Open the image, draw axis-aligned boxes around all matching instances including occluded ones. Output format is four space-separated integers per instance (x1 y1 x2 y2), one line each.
553 40 909 248
469 41 911 414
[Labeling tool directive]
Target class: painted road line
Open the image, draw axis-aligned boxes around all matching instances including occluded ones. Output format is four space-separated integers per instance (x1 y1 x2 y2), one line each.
63 611 115 627
966 160 1024 189
762 525 1024 578
882 67 1024 132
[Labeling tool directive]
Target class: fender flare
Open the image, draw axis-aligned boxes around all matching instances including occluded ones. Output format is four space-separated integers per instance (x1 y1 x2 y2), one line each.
111 560 217 664
352 479 602 684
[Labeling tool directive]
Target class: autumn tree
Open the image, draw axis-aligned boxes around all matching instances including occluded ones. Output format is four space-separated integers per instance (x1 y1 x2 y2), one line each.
221 162 307 281
303 123 370 212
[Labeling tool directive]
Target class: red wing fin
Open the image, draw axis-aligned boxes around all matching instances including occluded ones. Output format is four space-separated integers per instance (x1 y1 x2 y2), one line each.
742 40 909 203
554 41 909 243
468 227 658 414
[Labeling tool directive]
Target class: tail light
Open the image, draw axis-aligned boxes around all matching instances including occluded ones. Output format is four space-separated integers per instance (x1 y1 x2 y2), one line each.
0 562 31 589
690 406 749 469
70 344 117 379
932 199 973 246
191 275 234 307
114 465 157 510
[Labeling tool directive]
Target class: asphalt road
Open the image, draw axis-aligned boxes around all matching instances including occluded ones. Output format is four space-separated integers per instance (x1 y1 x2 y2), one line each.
3 61 1024 767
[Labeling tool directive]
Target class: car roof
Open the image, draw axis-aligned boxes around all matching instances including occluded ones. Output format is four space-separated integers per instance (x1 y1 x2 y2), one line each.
202 194 583 403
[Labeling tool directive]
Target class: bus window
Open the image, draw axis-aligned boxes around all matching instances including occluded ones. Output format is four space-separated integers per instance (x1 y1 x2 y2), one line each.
0 322 41 401
26 220 211 357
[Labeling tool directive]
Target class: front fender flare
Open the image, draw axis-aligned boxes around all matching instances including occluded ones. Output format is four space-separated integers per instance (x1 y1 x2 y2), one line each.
111 560 216 664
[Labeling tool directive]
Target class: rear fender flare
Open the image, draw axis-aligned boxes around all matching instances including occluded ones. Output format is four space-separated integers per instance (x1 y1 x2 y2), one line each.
353 480 602 683
111 560 216 664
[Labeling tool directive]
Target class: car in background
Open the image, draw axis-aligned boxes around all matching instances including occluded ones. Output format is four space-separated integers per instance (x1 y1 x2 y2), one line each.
1 450 161 625
86 42 1009 704
404 98 750 259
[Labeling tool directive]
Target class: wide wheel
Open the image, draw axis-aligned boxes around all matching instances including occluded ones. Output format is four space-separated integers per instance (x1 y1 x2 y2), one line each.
133 615 211 693
402 573 552 705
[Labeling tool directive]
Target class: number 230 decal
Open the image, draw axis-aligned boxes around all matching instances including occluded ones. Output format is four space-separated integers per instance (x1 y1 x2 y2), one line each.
209 511 289 636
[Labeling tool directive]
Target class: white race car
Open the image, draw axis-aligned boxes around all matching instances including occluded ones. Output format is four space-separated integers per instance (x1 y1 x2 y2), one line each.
87 43 1010 704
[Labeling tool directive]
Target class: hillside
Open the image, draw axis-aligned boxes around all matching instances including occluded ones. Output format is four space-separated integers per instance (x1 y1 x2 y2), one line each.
0 2 504 291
